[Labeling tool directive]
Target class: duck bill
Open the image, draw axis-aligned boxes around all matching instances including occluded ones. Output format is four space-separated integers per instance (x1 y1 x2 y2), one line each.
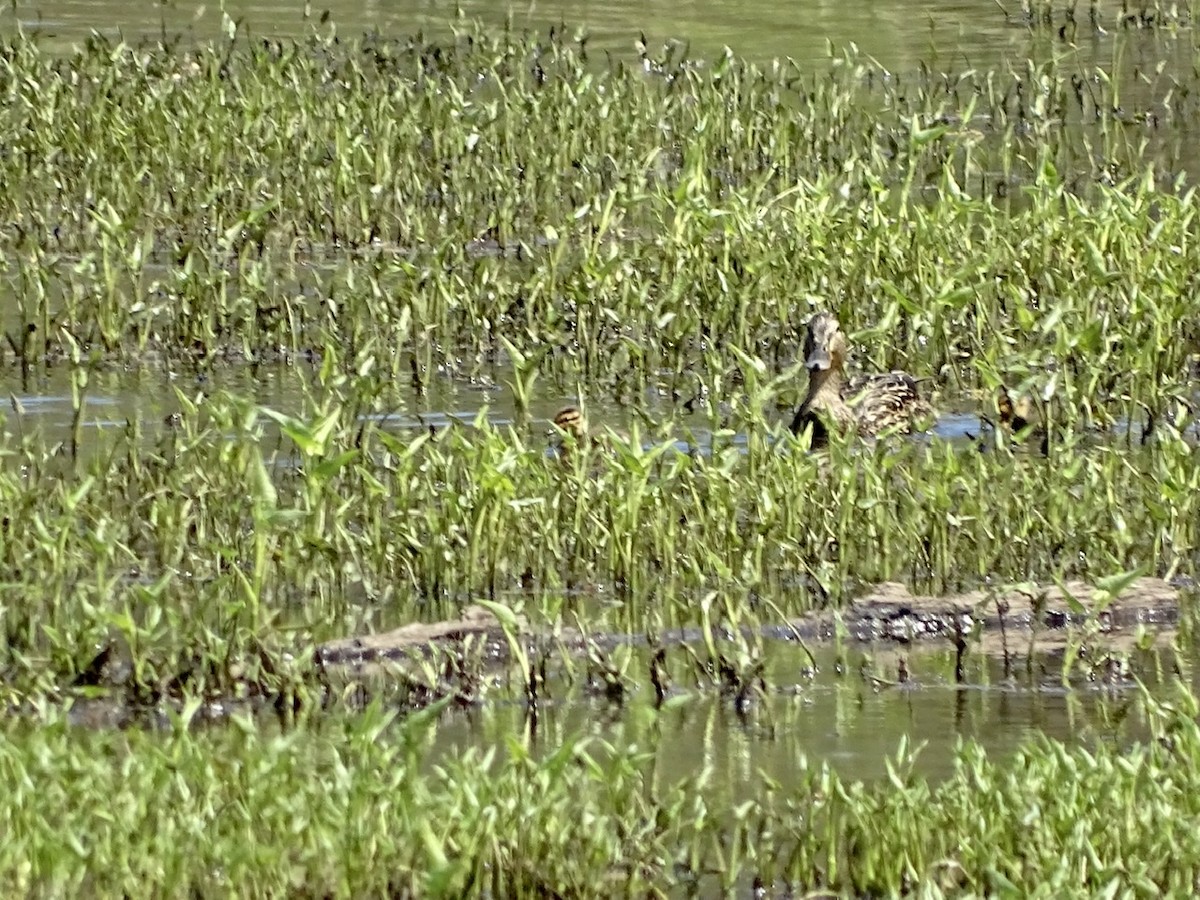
805 348 833 372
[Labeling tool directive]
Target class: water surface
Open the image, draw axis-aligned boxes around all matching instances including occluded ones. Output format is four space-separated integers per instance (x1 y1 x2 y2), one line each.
0 362 991 450
432 639 1178 786
9 0 1179 72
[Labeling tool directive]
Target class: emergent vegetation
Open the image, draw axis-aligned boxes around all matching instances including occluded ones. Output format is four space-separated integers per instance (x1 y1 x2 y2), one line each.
0 15 1198 895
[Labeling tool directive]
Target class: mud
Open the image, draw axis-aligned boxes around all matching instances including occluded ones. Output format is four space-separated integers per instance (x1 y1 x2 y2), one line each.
316 577 1186 672
47 578 1185 729
804 576 1182 645
317 603 519 664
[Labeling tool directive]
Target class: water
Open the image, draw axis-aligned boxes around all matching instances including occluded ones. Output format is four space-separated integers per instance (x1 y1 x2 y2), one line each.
0 362 993 452
430 640 1171 785
7 0 1181 72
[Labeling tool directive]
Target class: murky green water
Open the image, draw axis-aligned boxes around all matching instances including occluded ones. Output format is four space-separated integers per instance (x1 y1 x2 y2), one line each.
431 640 1175 785
8 0 1182 71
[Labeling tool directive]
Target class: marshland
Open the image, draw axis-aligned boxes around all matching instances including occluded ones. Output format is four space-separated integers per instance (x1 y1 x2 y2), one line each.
3 0 1200 894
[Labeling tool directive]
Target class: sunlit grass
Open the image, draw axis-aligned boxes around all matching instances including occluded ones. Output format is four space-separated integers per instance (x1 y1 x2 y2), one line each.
0 17 1194 699
0 19 1197 894
0 24 1196 426
0 396 1194 699
2 685 1199 895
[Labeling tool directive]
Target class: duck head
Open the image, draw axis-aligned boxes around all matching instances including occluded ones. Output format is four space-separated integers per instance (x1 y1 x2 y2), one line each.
551 406 587 442
803 313 849 376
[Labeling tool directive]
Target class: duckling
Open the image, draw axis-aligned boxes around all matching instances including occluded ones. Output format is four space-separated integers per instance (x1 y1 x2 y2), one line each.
552 406 588 442
789 313 931 446
995 386 1049 454
996 386 1036 433
550 405 598 462
550 405 638 463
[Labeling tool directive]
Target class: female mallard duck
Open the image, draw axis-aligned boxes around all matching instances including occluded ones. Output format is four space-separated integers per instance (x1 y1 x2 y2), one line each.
789 313 931 446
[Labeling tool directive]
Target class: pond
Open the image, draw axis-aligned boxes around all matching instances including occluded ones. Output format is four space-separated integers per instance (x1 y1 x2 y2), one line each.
0 359 1190 781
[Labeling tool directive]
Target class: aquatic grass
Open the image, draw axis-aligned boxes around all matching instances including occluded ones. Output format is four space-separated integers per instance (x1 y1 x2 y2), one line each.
10 164 1200 434
1 25 1200 428
3 21 1200 896
1008 0 1194 31
0 385 1197 702
0 683 1198 895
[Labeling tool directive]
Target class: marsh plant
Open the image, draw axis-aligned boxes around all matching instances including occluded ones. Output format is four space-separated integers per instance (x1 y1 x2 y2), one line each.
0 23 1197 423
0 11 1194 718
2 685 1200 895
0 388 1194 700
0 17 1198 896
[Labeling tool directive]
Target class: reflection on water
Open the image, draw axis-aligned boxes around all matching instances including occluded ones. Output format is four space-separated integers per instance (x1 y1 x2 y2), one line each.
2 366 311 432
431 641 1175 786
